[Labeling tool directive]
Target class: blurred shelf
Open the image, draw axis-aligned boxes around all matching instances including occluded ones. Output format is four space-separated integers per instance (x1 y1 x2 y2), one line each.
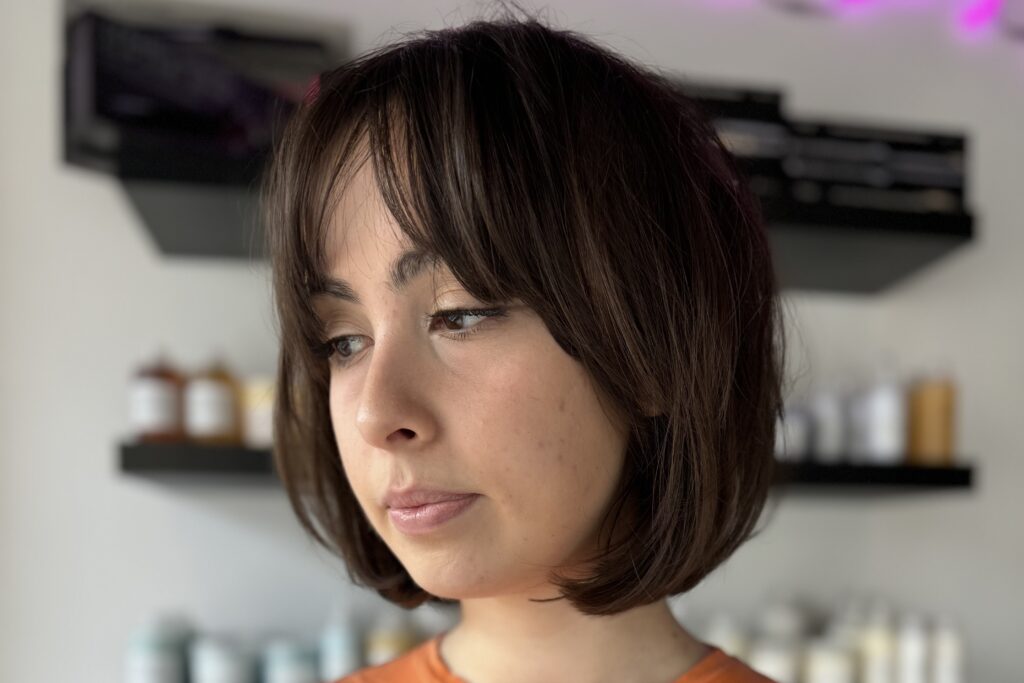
119 441 276 478
773 460 973 490
120 442 974 491
763 198 974 294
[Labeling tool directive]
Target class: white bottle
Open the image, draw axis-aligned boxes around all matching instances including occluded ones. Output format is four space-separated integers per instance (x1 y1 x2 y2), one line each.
319 604 363 681
895 613 928 683
363 610 420 667
804 637 855 683
807 386 847 463
189 635 254 683
124 615 193 683
930 617 964 683
262 638 318 683
847 359 907 465
746 638 800 683
859 602 897 683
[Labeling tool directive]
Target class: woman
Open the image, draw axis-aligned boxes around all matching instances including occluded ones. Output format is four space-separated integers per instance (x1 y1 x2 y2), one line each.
261 10 785 683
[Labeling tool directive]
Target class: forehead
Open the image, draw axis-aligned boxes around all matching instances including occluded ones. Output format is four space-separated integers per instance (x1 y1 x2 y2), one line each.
322 157 407 276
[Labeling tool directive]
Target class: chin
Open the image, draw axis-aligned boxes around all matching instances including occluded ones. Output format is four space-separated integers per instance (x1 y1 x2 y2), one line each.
403 553 555 601
402 560 495 600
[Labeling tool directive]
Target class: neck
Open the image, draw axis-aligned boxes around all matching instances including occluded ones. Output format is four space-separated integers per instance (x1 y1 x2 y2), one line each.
438 593 710 683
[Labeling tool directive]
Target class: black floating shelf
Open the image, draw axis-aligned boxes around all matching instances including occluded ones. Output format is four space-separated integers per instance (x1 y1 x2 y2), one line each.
119 442 974 491
773 460 973 489
120 441 276 477
763 198 974 294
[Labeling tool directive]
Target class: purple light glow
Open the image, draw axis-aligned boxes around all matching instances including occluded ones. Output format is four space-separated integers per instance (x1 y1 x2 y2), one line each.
830 0 938 20
958 0 1003 30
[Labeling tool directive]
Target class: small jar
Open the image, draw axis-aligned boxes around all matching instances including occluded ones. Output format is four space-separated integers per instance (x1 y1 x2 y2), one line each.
319 604 363 681
184 356 243 446
189 635 253 683
896 613 928 683
364 611 421 667
807 387 847 463
859 603 897 683
123 615 192 683
931 617 965 683
746 638 800 683
240 376 275 449
847 371 906 465
803 637 854 683
906 371 957 466
262 638 318 683
128 350 186 443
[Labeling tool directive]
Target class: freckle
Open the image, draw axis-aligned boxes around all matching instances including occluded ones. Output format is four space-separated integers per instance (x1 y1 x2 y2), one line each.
558 398 566 413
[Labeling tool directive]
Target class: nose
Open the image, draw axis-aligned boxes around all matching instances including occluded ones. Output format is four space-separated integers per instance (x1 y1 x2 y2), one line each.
353 329 438 450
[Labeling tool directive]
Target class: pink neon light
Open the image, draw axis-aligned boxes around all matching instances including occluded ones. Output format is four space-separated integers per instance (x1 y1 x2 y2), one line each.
958 0 1003 30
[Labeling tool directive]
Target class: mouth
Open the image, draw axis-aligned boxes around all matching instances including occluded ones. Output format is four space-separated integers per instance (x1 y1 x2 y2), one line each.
386 494 480 536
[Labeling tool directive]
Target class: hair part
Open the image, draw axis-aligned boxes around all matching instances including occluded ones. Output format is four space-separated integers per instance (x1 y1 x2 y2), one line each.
260 7 786 616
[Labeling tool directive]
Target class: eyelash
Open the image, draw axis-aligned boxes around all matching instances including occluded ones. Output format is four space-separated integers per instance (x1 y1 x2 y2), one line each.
315 307 509 369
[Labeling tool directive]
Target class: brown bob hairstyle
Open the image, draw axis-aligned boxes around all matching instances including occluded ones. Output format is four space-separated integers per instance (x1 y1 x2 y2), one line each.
260 11 786 616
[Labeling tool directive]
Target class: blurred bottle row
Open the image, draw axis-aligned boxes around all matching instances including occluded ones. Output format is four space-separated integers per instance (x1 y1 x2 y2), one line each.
775 361 958 467
127 351 274 449
678 594 965 683
125 603 457 683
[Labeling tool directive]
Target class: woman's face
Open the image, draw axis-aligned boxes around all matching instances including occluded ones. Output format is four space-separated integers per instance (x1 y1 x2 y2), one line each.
313 160 630 600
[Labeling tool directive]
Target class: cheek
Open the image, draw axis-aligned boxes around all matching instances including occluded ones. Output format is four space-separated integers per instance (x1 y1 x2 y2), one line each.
329 378 374 507
473 357 626 551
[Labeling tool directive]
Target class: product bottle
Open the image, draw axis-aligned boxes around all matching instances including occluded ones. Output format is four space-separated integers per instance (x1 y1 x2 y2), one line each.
848 357 907 465
240 375 276 449
746 638 800 683
184 355 243 446
124 614 194 683
262 638 318 683
906 366 957 467
363 610 421 667
128 350 186 443
930 616 964 683
859 601 897 683
895 613 928 683
188 635 254 683
807 384 848 463
319 602 363 681
804 637 855 683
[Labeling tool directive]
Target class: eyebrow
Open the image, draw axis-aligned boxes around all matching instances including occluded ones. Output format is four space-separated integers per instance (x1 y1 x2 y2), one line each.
310 248 443 306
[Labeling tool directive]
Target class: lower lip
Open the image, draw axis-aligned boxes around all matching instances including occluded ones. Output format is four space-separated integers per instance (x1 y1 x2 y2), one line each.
387 494 480 535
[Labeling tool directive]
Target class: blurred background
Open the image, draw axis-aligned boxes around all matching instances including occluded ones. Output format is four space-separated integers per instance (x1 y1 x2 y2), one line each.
1 0 1021 681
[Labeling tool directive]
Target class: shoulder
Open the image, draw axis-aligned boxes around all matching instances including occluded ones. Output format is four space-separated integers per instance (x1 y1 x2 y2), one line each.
676 646 777 683
332 636 451 683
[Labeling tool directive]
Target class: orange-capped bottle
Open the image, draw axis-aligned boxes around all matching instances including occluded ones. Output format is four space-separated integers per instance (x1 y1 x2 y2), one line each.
184 354 243 446
128 349 186 443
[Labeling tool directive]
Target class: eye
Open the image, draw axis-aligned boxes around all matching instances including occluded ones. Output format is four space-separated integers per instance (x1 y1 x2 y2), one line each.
317 306 509 369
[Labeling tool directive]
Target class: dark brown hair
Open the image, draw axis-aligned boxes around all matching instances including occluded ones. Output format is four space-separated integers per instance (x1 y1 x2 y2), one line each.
260 9 786 616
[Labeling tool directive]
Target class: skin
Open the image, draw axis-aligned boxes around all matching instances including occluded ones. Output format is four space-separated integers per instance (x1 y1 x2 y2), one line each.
313 157 710 683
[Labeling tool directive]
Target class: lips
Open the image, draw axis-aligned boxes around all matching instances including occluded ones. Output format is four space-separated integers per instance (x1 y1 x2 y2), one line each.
387 494 481 535
383 488 477 510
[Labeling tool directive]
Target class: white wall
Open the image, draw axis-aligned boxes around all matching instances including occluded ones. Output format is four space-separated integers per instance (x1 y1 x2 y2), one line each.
2 0 1020 679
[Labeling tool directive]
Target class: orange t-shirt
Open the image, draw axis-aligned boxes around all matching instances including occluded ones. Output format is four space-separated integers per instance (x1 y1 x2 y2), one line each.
336 633 775 683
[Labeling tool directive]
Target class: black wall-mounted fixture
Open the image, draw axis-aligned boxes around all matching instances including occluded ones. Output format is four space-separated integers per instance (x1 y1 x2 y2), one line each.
62 1 351 259
678 79 975 293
